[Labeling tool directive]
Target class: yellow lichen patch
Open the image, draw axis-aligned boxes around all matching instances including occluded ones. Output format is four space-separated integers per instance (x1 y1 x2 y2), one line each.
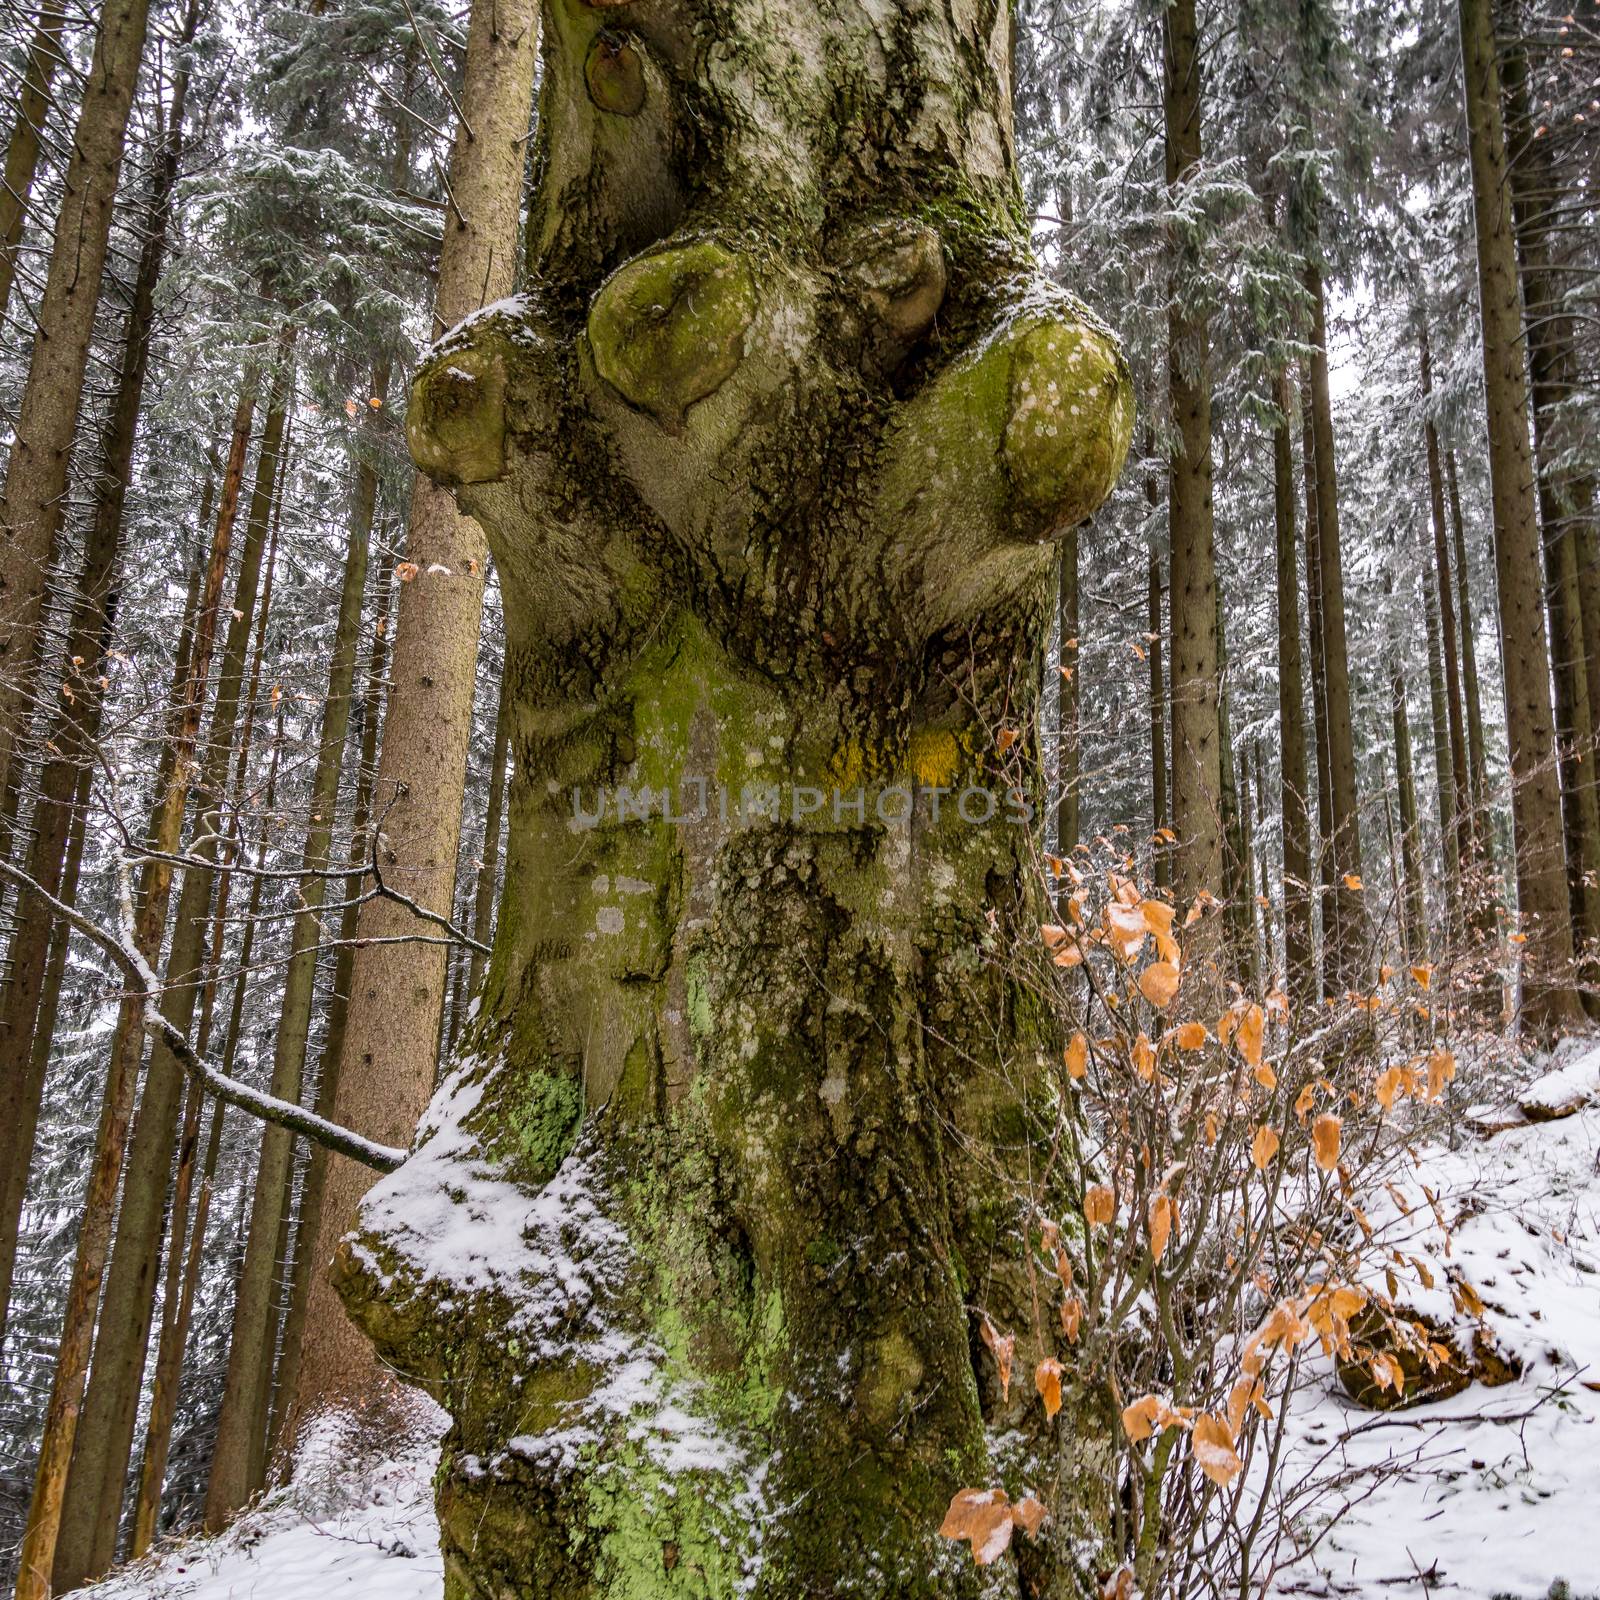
587 241 756 431
406 343 509 486
1002 317 1133 534
907 728 961 788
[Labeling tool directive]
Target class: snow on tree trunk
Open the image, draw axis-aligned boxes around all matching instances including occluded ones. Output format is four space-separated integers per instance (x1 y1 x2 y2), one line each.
338 4 1131 1595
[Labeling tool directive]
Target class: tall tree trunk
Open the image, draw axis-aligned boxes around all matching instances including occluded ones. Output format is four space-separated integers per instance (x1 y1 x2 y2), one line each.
1502 29 1600 1007
1056 528 1080 855
1447 448 1494 841
1273 369 1313 1003
12 358 251 1600
0 11 193 1352
1163 0 1223 921
0 2 68 320
1419 322 1470 932
1148 526 1169 890
466 684 511 1001
203 379 381 1527
329 0 1135 1590
291 0 542 1428
50 349 291 1591
1302 379 1337 997
1216 589 1257 985
0 0 153 813
1457 0 1583 1035
1392 659 1428 966
268 549 396 1459
1302 256 1366 985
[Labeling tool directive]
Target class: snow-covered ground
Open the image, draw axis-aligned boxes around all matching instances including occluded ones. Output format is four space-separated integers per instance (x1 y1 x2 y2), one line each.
83 1405 447 1600
84 1050 1600 1600
1267 1050 1600 1599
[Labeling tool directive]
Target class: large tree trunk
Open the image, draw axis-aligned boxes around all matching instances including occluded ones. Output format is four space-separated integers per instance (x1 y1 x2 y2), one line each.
1302 380 1337 996
1163 0 1224 917
1273 369 1313 1003
1057 528 1080 855
331 1 1133 1594
0 2 68 320
0 0 152 815
1457 0 1583 1036
1418 322 1469 933
1302 256 1366 986
290 0 539 1427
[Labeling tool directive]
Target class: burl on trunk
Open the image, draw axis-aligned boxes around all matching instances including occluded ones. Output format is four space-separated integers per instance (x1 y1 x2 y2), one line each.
337 2 1131 1594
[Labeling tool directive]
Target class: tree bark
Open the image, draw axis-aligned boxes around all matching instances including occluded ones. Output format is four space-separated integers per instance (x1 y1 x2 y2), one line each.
1163 0 1223 925
1418 322 1470 932
1056 528 1080 855
330 0 1135 1592
268 548 396 1460
0 0 153 814
1145 464 1168 890
1273 369 1313 1003
1216 589 1257 985
52 350 290 1590
289 0 541 1432
0 2 68 320
12 358 249 1600
1391 658 1428 966
1302 379 1337 997
467 683 511 1000
1303 257 1366 986
1502 29 1600 1007
1457 0 1583 1035
203 377 381 1527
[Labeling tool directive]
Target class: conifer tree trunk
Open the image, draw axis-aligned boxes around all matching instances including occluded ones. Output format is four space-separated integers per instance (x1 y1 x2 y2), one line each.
1457 0 1583 1035
0 1 68 320
467 686 510 999
1303 383 1337 995
1303 257 1366 984
203 378 381 1528
1419 324 1470 921
1273 369 1313 1002
52 354 287 1592
269 551 396 1456
0 0 153 813
12 365 250 1600
329 0 1134 1591
1447 448 1494 839
0 18 192 1356
1148 525 1169 889
1056 530 1080 854
1502 32 1600 1003
1217 590 1257 984
290 0 542 1429
1391 658 1428 965
1163 0 1223 917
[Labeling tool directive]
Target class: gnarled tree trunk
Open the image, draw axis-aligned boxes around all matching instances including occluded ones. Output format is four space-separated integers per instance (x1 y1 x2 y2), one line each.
334 3 1131 1595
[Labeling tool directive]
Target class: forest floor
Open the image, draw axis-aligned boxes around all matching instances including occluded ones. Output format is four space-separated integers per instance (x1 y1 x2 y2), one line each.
80 1046 1600 1600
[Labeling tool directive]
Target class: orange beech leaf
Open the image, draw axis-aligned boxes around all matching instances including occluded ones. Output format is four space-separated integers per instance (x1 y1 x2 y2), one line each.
1139 961 1181 1009
1251 1124 1280 1171
1293 1082 1316 1123
1106 901 1148 961
1120 1394 1191 1443
1343 873 1364 891
979 1319 1015 1401
1172 1021 1208 1051
395 560 419 582
1374 1065 1406 1111
1411 1256 1434 1290
1454 1277 1486 1318
1041 924 1070 950
1012 1493 1047 1539
1060 1296 1083 1343
1203 1110 1219 1146
1410 962 1433 990
1426 1047 1456 1101
1312 1113 1342 1171
1083 1185 1115 1226
1065 1032 1088 1080
939 1488 1014 1565
1191 1414 1244 1487
1508 930 1528 945
1035 1358 1064 1419
1148 1193 1176 1261
1236 1003 1265 1068
1133 1031 1157 1081
1054 1247 1074 1291
1254 1059 1277 1090
1054 942 1085 968
1039 1218 1059 1251
1369 1351 1404 1396
997 728 1019 753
